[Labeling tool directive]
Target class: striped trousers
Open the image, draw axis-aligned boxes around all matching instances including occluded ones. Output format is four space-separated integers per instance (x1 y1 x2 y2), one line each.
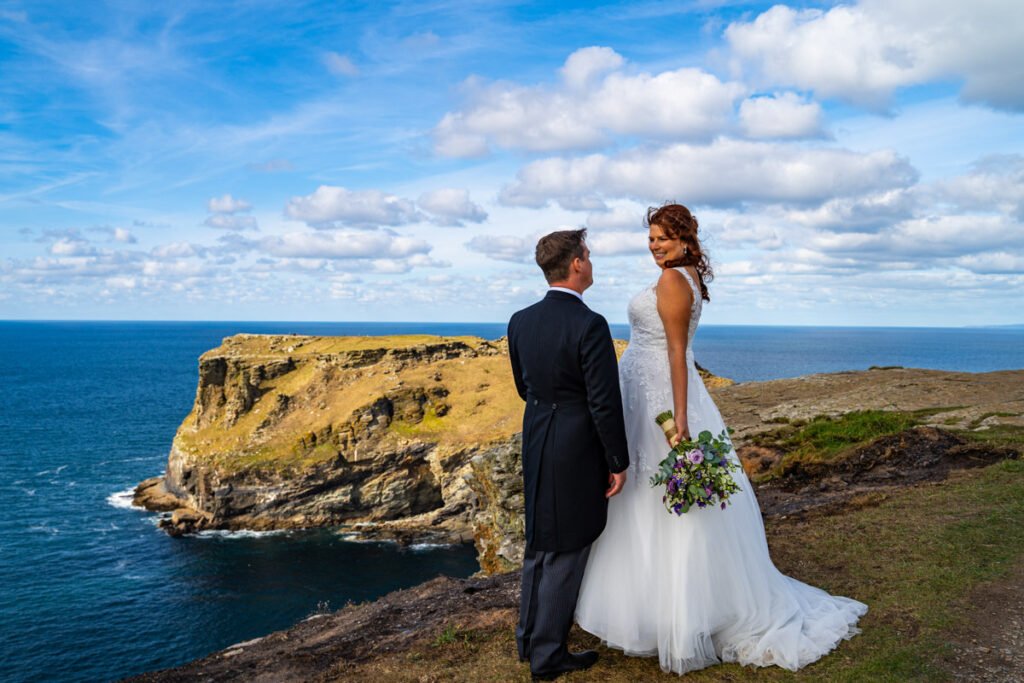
516 544 592 674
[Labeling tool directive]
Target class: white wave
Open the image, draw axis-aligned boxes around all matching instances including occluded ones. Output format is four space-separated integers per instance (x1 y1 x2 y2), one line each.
29 525 59 535
194 529 291 540
407 542 456 553
54 464 68 474
20 488 36 496
106 487 142 510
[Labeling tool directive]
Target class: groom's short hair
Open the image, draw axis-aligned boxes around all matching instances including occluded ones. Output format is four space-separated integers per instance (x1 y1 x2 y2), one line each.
535 229 587 283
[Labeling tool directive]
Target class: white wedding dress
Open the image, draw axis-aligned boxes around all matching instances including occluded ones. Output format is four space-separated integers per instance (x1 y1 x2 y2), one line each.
576 267 867 674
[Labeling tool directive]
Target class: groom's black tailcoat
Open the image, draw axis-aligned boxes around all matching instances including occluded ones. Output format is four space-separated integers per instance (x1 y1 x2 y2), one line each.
508 290 629 553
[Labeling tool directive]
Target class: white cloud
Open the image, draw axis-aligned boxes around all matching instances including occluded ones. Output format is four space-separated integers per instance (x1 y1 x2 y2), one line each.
434 47 745 156
811 214 1023 260
262 230 432 260
560 46 624 89
585 205 646 231
204 214 259 231
785 189 918 232
113 227 137 243
285 185 421 228
417 188 488 226
725 0 1024 111
500 139 917 209
104 276 136 289
207 194 252 213
935 154 1024 219
323 51 359 77
715 216 785 250
465 234 533 263
587 230 649 256
953 251 1024 274
50 237 96 256
738 92 825 139
151 242 204 259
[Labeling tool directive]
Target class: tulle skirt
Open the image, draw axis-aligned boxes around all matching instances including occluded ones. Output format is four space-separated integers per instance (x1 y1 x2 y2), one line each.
575 346 867 674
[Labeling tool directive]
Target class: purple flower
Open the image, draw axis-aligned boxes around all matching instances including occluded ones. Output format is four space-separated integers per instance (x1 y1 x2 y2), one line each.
721 502 727 510
704 486 713 497
673 503 682 514
687 448 704 465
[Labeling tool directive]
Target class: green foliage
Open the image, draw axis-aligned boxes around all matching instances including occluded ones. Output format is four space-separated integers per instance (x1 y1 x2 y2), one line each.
434 623 474 647
755 410 919 464
957 424 1024 450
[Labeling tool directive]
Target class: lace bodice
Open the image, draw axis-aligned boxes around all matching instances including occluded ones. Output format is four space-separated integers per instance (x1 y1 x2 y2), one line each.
626 266 702 355
620 267 703 480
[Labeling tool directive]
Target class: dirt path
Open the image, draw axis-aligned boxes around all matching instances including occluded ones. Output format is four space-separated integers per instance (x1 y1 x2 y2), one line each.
945 560 1024 682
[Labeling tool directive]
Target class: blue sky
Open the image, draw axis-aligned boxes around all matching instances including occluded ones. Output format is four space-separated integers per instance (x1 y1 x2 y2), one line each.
2 0 1022 325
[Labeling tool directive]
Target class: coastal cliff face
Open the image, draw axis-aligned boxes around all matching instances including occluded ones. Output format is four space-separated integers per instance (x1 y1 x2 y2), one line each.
134 333 731 573
135 332 1024 575
136 334 527 556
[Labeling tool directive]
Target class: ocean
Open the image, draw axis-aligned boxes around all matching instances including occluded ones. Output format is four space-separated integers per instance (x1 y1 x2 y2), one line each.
1 320 1022 682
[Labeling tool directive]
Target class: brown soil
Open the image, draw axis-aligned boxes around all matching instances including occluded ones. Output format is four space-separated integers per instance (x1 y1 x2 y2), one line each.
747 426 1019 518
943 560 1024 682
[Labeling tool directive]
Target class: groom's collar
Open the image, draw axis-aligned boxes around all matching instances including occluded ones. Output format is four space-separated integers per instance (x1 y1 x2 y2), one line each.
546 286 584 302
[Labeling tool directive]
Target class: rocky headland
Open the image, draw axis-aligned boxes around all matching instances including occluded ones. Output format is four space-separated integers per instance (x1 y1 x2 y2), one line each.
134 333 732 572
127 336 1024 682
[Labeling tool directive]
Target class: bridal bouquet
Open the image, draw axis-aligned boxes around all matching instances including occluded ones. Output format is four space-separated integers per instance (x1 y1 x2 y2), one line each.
649 411 741 515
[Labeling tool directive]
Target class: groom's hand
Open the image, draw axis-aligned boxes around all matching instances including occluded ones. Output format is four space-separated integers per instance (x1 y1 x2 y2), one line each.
606 471 627 498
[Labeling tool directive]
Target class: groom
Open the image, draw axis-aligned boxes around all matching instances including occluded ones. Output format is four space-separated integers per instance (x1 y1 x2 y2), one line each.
507 228 630 680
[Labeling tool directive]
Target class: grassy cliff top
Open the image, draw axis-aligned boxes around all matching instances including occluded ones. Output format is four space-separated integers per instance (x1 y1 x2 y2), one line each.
205 333 498 357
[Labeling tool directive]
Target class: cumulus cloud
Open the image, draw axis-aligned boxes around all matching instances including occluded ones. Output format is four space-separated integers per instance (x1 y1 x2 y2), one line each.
465 235 534 263
434 47 745 157
784 189 918 232
725 0 1024 111
417 188 488 226
286 186 421 228
738 92 825 139
585 205 646 230
204 214 259 231
953 251 1024 274
499 139 918 209
715 216 785 250
50 237 97 256
560 46 624 89
587 230 649 256
810 214 1024 261
113 227 137 243
323 51 359 77
207 193 252 213
935 154 1024 219
262 230 432 260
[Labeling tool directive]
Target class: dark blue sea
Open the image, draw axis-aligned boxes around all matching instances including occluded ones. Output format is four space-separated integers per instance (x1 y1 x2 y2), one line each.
2 320 1022 682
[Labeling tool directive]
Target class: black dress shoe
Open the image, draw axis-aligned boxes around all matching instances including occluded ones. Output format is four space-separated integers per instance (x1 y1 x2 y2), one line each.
531 650 599 681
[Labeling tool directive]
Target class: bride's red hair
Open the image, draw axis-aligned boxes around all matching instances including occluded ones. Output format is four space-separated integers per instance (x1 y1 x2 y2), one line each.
646 203 713 302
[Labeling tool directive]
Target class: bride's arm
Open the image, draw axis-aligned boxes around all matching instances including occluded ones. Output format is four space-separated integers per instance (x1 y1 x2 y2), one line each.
656 268 694 443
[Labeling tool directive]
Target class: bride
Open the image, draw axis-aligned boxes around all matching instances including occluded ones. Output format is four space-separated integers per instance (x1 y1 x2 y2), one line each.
575 203 867 674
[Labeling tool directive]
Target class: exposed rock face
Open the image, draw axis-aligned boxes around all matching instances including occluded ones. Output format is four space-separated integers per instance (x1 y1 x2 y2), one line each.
136 334 520 545
136 332 1023 574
